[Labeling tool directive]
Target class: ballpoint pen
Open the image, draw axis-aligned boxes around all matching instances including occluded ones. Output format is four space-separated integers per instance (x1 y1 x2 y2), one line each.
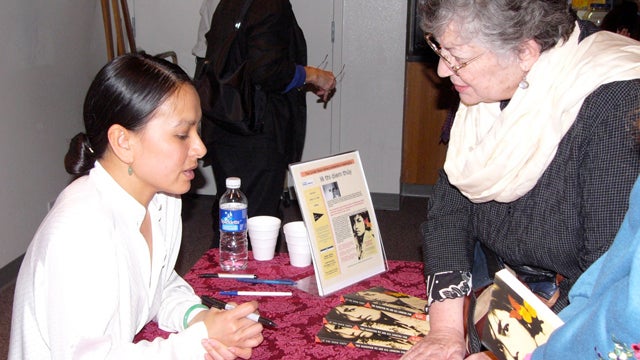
201 295 278 327
235 278 297 286
199 273 257 279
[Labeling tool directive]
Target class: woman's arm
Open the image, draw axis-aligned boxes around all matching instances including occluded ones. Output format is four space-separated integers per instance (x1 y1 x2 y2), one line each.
399 169 474 360
574 80 640 270
422 171 475 280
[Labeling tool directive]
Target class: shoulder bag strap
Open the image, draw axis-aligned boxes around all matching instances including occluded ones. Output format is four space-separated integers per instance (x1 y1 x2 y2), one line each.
235 0 254 31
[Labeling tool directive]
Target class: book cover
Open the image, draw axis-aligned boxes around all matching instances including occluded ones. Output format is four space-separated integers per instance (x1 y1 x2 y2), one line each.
481 269 564 360
340 286 429 320
315 323 414 354
323 304 429 341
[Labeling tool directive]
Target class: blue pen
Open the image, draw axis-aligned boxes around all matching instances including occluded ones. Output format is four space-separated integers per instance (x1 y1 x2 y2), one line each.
236 278 297 286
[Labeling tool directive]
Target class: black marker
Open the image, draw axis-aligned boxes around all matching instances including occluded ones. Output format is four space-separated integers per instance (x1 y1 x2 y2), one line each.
201 295 278 328
199 273 257 279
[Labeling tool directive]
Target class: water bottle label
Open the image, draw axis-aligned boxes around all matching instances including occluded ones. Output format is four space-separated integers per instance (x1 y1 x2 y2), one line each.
220 208 247 232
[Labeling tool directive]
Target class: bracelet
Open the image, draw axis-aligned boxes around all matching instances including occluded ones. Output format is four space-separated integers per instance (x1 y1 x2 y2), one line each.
183 304 208 328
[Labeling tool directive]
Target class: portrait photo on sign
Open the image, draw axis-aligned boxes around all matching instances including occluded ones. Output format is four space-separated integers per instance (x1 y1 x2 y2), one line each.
349 211 376 260
322 181 341 200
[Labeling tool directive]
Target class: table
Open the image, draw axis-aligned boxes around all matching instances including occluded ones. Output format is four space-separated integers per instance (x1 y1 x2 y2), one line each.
135 250 426 359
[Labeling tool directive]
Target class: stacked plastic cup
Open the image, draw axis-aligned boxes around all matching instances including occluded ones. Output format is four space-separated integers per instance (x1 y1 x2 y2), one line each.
247 216 282 261
283 221 312 267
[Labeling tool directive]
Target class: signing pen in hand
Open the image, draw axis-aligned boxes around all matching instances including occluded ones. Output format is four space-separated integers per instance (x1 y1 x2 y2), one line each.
201 295 278 328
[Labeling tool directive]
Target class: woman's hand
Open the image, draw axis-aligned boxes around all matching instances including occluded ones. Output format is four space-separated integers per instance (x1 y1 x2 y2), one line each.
401 327 466 360
617 27 631 37
201 338 243 360
304 66 337 102
401 297 467 360
195 301 264 356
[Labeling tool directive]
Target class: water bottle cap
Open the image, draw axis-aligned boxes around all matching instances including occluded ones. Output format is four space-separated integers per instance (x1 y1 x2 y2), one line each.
226 177 241 188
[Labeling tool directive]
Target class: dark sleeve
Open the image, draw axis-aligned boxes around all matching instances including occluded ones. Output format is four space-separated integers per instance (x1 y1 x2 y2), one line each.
574 79 640 272
422 171 476 275
422 170 474 268
421 171 476 303
245 0 297 93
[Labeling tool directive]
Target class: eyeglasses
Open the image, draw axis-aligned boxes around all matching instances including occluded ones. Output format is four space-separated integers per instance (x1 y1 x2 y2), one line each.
424 33 483 76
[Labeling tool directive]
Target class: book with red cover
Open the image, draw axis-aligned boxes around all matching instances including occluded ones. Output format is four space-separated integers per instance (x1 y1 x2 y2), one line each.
340 286 428 320
481 269 564 360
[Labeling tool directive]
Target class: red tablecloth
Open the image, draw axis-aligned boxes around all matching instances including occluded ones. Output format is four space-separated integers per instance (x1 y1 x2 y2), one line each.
135 250 426 359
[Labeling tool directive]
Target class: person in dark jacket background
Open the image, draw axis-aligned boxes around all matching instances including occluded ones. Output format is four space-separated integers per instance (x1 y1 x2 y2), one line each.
200 0 336 247
600 0 640 40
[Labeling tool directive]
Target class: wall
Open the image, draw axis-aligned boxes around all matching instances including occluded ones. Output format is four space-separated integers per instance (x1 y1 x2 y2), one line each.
0 0 407 271
133 0 216 194
0 1 107 270
337 0 406 197
133 0 406 199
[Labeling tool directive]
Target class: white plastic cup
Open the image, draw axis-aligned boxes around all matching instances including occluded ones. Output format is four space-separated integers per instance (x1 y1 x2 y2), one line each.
248 216 282 231
283 221 307 237
289 249 312 267
286 242 310 253
285 234 307 244
248 216 281 261
283 221 312 267
283 221 309 246
252 245 277 261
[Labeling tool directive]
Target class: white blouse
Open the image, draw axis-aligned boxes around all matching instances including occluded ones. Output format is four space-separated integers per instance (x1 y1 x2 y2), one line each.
9 162 209 359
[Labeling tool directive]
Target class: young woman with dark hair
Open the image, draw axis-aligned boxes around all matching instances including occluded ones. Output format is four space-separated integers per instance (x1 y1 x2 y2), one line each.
9 53 263 360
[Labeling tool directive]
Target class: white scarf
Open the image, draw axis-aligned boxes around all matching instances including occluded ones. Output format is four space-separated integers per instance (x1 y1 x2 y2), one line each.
444 24 640 203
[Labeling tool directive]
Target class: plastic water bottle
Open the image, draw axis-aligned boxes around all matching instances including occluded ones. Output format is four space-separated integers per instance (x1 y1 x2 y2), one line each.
585 3 609 26
219 177 248 271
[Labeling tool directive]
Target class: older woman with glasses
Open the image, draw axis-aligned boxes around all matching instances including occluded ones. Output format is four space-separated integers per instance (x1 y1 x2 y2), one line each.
402 1 640 359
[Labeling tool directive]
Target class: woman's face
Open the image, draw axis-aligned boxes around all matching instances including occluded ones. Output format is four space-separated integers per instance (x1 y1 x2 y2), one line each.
336 305 381 322
130 84 206 198
353 214 366 237
435 24 525 105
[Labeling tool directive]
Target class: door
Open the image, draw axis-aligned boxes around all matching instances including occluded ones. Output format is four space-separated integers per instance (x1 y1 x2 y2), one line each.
290 0 336 162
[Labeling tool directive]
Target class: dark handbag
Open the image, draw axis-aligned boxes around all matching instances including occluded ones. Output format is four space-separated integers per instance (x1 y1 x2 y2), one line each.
195 0 264 136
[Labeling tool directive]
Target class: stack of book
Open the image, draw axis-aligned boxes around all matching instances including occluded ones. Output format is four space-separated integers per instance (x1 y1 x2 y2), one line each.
315 287 430 354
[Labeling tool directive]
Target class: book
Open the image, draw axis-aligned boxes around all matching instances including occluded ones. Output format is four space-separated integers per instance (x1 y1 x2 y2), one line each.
481 269 564 360
323 304 429 341
340 286 429 320
315 323 414 354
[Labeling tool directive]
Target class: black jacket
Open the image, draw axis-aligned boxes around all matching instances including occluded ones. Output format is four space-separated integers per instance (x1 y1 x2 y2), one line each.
201 0 308 165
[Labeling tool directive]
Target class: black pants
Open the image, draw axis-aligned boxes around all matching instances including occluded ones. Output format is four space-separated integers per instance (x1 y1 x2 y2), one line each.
208 140 287 247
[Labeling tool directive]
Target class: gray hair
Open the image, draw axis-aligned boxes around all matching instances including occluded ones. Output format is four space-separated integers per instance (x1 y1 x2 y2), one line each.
418 0 576 56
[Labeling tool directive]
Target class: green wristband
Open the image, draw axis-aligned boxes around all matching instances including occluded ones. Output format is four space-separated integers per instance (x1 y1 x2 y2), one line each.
183 304 208 328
